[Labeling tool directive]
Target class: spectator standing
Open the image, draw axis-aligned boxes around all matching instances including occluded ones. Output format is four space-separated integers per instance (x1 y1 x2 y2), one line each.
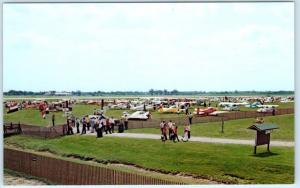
160 121 165 135
96 121 103 138
105 118 112 134
52 114 55 127
167 120 173 140
67 119 74 135
182 124 189 142
272 107 276 116
90 118 95 133
188 112 193 125
76 118 80 134
86 116 90 131
187 124 191 139
161 124 167 142
71 115 75 127
81 117 87 134
124 115 129 130
172 126 180 142
110 117 115 133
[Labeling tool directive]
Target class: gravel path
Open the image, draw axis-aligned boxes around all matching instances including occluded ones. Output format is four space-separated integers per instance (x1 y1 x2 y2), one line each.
73 127 294 147
4 173 47 185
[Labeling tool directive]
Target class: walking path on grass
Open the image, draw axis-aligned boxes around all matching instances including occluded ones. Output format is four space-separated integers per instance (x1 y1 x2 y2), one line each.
73 128 294 147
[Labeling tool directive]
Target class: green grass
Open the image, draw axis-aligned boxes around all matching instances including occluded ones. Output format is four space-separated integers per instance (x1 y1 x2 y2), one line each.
5 135 294 184
4 109 66 127
127 114 294 141
3 104 100 127
3 101 294 128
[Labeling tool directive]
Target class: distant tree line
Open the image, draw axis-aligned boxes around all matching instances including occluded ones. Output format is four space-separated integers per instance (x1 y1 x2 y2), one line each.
4 89 294 96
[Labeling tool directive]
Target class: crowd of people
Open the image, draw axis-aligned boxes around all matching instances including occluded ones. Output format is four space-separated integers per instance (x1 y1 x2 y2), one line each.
160 120 191 143
62 112 127 138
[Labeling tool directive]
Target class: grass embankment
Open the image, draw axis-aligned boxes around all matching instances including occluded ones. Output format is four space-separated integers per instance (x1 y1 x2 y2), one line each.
5 135 294 184
127 114 294 141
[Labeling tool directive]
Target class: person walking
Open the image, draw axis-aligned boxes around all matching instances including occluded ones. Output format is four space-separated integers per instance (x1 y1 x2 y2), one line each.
67 119 74 135
182 124 189 142
105 118 112 134
76 118 80 133
86 116 90 131
81 117 87 134
160 121 165 135
272 107 276 116
71 115 75 127
96 121 103 138
52 114 55 127
185 107 189 115
173 126 180 142
167 120 173 140
187 124 191 139
188 112 193 125
161 124 167 142
90 118 95 133
110 117 115 133
124 115 129 130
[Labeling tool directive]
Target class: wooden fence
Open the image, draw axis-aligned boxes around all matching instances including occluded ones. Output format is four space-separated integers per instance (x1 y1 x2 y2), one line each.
3 123 68 138
128 108 294 129
4 148 183 185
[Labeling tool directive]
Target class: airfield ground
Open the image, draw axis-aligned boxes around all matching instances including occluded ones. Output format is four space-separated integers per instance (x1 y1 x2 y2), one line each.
3 97 295 184
4 135 294 184
126 114 294 141
3 102 294 126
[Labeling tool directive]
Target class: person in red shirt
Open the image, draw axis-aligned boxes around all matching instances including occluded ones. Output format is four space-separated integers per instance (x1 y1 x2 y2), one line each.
105 118 111 134
172 126 180 143
161 124 167 142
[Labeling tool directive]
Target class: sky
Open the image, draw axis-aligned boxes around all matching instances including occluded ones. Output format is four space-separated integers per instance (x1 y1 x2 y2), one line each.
3 2 294 92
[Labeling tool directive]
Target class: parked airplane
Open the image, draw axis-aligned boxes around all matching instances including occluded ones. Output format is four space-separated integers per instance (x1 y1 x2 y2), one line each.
223 104 240 111
122 111 149 120
130 104 153 111
257 104 279 108
219 102 248 107
257 106 276 113
245 102 261 108
158 105 186 113
193 107 217 115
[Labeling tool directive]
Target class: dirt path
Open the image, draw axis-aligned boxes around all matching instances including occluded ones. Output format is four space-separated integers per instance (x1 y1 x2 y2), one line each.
73 127 294 147
4 172 47 185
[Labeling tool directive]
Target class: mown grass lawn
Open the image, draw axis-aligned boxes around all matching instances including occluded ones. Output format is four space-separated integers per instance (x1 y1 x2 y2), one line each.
3 104 99 127
127 114 294 141
4 135 294 184
3 101 294 129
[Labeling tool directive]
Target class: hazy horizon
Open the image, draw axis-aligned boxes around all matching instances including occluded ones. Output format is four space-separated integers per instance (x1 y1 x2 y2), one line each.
3 3 294 92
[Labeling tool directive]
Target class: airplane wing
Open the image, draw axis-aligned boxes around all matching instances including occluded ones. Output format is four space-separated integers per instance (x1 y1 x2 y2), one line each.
193 111 205 115
209 111 227 116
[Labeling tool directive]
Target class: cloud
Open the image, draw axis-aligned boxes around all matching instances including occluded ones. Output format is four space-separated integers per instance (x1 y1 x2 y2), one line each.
3 3 294 91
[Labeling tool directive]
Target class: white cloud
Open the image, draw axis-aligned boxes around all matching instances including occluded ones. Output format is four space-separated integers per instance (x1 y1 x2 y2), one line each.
3 3 294 91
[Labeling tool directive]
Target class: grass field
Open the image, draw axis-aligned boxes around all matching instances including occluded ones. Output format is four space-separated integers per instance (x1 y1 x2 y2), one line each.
4 104 99 127
4 135 294 184
3 102 294 127
127 114 294 141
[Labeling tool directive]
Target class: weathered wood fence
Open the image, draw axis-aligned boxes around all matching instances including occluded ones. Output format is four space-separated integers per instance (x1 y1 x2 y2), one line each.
3 123 67 138
4 148 183 185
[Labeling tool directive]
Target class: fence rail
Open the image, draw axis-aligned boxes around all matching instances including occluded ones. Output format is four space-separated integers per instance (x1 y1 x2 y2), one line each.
4 148 183 185
3 123 67 138
128 108 294 129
